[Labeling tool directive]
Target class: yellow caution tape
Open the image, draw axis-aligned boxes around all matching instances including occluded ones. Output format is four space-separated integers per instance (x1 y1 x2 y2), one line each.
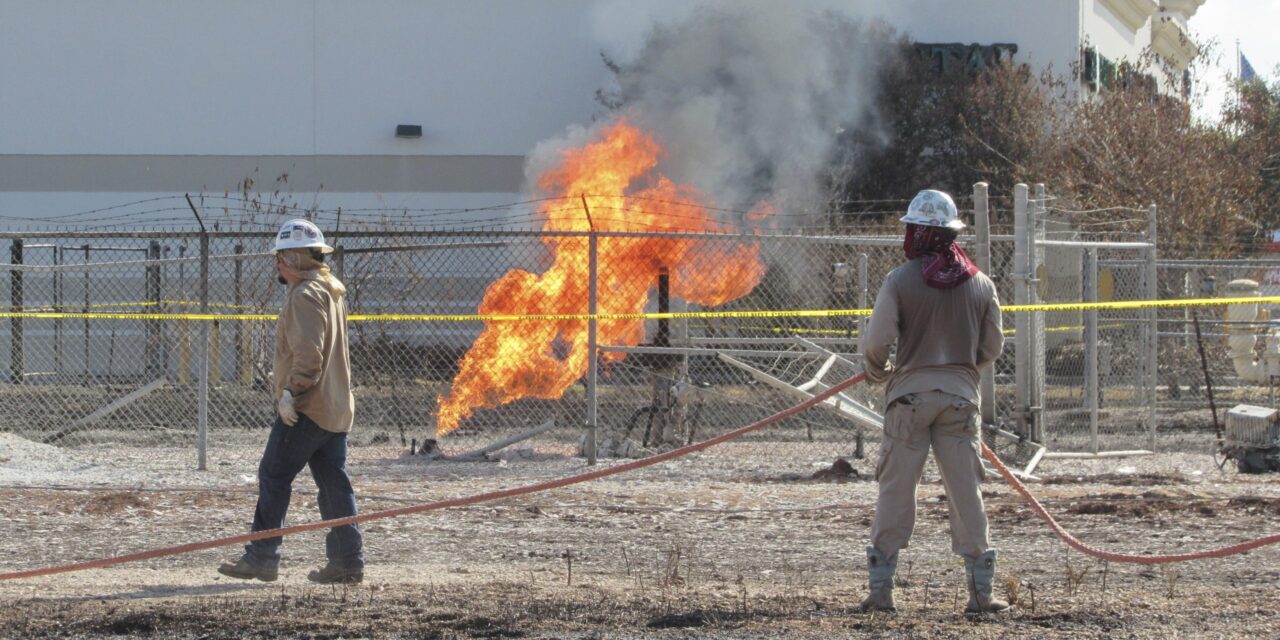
0 295 1274 323
84 300 269 312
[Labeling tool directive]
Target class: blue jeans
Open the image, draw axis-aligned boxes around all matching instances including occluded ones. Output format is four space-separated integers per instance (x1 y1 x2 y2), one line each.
242 413 363 570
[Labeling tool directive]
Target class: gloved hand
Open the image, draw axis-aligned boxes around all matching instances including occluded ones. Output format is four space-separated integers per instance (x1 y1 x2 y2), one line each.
864 361 893 384
278 389 299 426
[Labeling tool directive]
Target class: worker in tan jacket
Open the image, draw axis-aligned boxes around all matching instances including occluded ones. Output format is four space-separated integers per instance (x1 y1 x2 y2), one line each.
218 218 362 585
858 190 1007 614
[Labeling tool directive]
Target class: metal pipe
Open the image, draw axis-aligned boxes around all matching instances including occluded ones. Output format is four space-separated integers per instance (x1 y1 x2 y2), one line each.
582 196 598 466
1036 240 1153 249
235 244 250 385
601 345 833 358
1085 249 1099 454
1146 204 1158 449
973 182 996 427
1013 184 1030 437
586 231 598 465
341 241 511 255
53 246 62 380
857 253 869 346
9 239 21 384
656 269 670 347
82 244 89 386
146 241 162 378
0 228 1013 243
1031 184 1046 444
197 234 209 471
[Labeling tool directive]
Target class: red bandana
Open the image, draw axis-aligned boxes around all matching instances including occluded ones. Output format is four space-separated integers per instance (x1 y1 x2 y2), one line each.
903 224 979 289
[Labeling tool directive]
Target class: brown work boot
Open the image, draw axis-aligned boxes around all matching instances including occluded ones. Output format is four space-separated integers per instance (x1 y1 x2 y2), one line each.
307 564 363 585
859 546 897 612
217 558 278 582
964 550 1011 614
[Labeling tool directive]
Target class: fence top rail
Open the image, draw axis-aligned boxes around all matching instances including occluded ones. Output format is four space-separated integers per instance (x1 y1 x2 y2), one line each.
1038 239 1153 249
0 228 915 241
0 250 276 272
0 228 1034 244
1154 259 1280 267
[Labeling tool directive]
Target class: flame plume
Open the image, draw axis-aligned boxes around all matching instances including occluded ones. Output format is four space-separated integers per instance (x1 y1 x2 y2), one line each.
434 119 771 435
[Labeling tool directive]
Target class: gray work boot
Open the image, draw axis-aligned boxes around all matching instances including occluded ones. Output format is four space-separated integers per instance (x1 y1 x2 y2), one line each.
963 550 1011 614
308 564 364 585
859 546 897 612
217 557 278 582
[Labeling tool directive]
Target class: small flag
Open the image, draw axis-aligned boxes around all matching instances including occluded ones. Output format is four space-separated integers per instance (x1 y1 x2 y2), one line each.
1240 51 1258 82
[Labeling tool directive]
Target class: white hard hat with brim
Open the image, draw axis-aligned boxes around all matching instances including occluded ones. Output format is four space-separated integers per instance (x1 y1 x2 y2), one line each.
273 219 334 254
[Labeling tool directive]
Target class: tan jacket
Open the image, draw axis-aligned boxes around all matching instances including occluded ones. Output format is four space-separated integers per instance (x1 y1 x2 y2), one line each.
274 275 354 433
860 260 1003 406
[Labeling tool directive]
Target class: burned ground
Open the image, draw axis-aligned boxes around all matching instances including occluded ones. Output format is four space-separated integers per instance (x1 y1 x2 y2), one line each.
0 444 1277 639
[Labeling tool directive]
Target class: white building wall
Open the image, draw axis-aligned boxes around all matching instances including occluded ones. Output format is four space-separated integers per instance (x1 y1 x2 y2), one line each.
1 0 609 157
1085 0 1156 59
0 0 1205 227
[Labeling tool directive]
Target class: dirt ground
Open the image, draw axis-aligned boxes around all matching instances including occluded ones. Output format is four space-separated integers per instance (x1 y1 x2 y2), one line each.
1 442 1278 639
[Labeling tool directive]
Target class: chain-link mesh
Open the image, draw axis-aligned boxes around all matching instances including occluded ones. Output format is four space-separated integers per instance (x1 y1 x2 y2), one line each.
0 218 1267 482
1154 260 1280 454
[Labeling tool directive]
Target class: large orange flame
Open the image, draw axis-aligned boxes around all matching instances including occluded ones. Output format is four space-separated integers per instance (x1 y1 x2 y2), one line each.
435 118 771 435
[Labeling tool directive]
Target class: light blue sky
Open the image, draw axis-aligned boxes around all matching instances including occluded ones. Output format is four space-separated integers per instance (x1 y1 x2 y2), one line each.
1192 0 1279 119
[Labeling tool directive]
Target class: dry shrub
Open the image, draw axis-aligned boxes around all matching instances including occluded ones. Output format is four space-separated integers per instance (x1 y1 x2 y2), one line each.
835 42 1278 259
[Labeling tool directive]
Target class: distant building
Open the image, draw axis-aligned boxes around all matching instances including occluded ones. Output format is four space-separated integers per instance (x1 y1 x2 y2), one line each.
0 0 1206 227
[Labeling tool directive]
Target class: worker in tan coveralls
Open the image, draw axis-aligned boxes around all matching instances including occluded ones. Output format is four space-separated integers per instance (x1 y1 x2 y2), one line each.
218 218 363 585
858 190 1008 614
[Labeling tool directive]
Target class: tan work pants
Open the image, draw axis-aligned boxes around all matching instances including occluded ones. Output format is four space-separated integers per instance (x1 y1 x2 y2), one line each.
870 390 991 560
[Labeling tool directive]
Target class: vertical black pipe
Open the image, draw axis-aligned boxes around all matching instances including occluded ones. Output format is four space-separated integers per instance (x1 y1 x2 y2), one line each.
146 240 162 378
234 244 244 382
656 268 670 348
9 239 22 384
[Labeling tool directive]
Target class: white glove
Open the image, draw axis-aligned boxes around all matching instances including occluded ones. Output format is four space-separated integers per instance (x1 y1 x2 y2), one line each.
278 389 299 426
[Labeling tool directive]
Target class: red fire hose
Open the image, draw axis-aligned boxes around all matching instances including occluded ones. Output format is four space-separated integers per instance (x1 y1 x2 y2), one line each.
0 375 867 581
980 440 1280 564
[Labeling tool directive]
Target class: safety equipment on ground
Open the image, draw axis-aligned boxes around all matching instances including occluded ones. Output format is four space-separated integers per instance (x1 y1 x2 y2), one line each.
273 219 334 254
278 389 299 426
860 546 898 612
1223 404 1280 474
964 549 1011 614
901 190 965 229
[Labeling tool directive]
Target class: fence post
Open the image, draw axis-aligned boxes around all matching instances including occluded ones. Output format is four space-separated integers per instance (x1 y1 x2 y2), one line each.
585 231 598 465
53 246 62 380
1146 203 1158 449
82 244 89 386
973 182 996 427
1013 185 1030 437
1031 184 1047 444
9 239 22 384
197 234 210 471
1085 249 1099 454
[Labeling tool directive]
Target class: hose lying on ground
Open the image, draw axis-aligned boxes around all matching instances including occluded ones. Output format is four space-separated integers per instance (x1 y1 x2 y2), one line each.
3 370 1278 581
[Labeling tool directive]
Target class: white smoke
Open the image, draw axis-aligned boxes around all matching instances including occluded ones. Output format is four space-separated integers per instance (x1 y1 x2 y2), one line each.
528 0 896 227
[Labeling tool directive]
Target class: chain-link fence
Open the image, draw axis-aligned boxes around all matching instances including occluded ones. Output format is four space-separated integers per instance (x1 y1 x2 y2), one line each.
0 188 1271 483
0 230 890 479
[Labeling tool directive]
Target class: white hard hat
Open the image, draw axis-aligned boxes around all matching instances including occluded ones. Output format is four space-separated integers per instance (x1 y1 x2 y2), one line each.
900 190 965 230
272 218 334 254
